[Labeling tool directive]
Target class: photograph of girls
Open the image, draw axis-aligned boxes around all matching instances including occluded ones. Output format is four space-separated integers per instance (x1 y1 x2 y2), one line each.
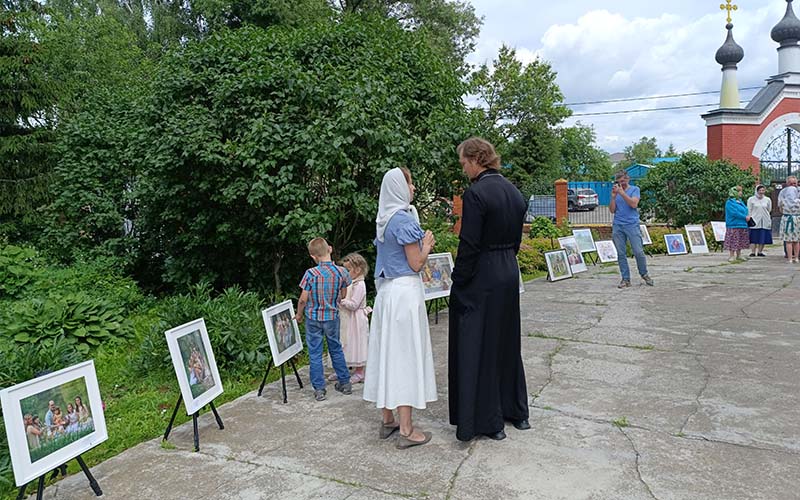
166 318 224 415
262 300 304 367
558 236 588 273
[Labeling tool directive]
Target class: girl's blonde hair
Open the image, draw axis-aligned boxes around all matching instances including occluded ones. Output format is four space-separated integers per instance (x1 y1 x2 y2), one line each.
341 252 369 279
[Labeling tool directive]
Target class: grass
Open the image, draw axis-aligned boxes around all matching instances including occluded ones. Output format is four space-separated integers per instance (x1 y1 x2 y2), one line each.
612 416 630 428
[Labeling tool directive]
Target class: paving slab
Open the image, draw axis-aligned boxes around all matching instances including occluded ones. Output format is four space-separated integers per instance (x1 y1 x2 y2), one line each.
33 252 800 499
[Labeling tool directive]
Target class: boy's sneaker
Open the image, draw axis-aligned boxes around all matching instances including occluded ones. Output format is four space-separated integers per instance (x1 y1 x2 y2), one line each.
314 389 327 401
641 274 654 286
334 381 352 395
617 279 631 289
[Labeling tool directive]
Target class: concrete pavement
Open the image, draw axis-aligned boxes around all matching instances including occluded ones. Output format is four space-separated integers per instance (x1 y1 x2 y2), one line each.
39 252 800 499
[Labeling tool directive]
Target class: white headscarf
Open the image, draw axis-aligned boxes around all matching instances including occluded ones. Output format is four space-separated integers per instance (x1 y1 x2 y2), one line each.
375 168 419 243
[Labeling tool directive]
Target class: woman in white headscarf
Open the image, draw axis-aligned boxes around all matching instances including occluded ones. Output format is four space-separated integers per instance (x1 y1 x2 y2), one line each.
747 184 772 257
363 167 437 449
779 176 800 262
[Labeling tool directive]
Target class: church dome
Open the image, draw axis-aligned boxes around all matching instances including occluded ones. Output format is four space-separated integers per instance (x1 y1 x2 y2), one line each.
772 0 800 45
716 24 744 67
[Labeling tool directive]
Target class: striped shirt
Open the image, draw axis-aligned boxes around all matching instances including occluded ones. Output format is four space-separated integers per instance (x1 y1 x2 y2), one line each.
299 262 352 321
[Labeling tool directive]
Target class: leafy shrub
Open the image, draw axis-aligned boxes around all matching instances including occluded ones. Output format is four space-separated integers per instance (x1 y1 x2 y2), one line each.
638 152 756 226
0 245 43 300
3 293 132 354
424 216 460 257
528 217 561 239
132 284 269 377
518 237 559 274
0 338 83 388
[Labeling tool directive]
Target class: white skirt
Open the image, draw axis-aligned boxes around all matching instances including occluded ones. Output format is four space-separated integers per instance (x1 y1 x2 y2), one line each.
363 275 438 409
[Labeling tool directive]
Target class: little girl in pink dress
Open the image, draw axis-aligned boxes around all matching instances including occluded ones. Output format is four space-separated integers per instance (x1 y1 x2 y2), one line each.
338 252 370 383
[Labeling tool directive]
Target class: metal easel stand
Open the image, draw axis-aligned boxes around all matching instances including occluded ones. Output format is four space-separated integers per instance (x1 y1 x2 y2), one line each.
17 455 101 500
162 395 225 452
426 297 450 325
257 358 303 404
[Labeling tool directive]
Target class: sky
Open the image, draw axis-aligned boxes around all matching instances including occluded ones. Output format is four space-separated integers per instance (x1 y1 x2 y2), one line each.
466 0 790 155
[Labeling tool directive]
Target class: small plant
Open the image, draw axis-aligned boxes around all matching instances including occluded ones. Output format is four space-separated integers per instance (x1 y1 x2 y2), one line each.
612 416 630 428
0 245 43 300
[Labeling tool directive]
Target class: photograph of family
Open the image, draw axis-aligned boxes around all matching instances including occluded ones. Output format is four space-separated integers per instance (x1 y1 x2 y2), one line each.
420 252 454 300
262 301 304 367
177 329 217 399
271 310 296 354
19 378 94 464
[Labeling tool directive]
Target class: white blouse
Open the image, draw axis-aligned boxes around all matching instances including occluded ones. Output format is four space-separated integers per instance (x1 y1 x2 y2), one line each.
747 195 772 229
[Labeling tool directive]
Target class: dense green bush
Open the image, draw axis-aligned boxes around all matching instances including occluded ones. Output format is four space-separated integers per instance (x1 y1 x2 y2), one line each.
638 152 756 226
0 245 43 300
132 284 270 377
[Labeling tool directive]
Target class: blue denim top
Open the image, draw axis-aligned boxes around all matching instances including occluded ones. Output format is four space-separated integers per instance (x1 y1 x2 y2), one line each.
613 185 641 225
374 210 424 278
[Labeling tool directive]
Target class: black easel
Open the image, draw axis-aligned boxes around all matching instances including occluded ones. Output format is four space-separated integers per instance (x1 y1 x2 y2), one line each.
162 395 224 452
17 455 101 500
426 297 449 325
258 358 303 403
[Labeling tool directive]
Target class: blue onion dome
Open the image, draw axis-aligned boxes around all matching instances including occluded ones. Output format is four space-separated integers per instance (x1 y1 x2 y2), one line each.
772 0 800 45
716 24 744 67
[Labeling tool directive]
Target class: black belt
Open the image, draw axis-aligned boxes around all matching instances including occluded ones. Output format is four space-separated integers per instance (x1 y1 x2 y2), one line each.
487 243 516 251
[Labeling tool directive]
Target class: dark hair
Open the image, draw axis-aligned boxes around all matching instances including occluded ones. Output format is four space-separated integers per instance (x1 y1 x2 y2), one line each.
457 137 501 170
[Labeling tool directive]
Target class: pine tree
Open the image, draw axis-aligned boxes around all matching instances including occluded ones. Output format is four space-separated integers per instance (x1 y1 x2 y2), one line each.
0 1 58 219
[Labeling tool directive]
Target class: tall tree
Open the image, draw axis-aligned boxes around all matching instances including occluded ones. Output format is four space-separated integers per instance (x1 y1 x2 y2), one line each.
470 45 571 192
331 0 481 69
619 136 661 168
558 123 612 181
0 1 59 224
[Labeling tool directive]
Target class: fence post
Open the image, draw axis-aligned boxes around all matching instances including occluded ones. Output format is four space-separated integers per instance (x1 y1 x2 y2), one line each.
555 179 568 224
452 194 463 235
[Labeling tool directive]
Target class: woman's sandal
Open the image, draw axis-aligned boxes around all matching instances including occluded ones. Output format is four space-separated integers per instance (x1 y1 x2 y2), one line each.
379 422 400 439
396 429 432 449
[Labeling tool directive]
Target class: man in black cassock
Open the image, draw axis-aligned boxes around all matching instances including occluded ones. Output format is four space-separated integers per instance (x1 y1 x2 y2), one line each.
449 137 530 442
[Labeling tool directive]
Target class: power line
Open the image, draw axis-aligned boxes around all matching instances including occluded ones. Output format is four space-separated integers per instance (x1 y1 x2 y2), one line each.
571 101 751 117
564 86 762 107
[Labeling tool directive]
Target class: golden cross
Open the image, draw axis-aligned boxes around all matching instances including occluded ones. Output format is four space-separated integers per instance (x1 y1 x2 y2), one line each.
720 0 738 24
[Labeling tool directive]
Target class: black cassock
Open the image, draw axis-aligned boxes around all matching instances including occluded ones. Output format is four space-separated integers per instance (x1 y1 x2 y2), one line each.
448 169 529 441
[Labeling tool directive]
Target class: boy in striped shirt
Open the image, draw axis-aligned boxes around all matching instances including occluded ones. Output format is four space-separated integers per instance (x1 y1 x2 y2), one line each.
295 237 353 401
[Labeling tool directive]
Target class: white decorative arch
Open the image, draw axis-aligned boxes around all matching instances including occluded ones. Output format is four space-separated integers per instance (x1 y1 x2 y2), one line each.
752 112 800 158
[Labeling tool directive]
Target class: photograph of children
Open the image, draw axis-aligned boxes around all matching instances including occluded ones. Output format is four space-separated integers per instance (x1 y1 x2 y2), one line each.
557 236 587 273
166 318 224 415
595 240 619 263
1 361 108 487
19 379 95 464
685 225 709 254
177 329 217 399
665 234 688 255
710 221 727 242
261 300 304 367
270 310 296 354
419 253 455 300
544 249 573 281
572 229 596 253
640 224 653 245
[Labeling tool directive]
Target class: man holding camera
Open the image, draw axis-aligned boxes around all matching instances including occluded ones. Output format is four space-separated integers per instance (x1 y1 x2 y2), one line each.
610 171 653 288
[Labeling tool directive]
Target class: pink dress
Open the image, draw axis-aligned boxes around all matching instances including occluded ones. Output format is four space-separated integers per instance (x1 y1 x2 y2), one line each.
339 278 369 367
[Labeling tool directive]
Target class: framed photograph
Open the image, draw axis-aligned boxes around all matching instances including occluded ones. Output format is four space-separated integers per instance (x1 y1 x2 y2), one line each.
558 236 587 273
640 224 652 245
544 249 573 282
685 224 709 254
1 360 107 487
710 221 726 242
419 252 454 300
665 234 688 255
571 228 596 253
165 318 224 415
261 300 304 367
595 240 619 263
